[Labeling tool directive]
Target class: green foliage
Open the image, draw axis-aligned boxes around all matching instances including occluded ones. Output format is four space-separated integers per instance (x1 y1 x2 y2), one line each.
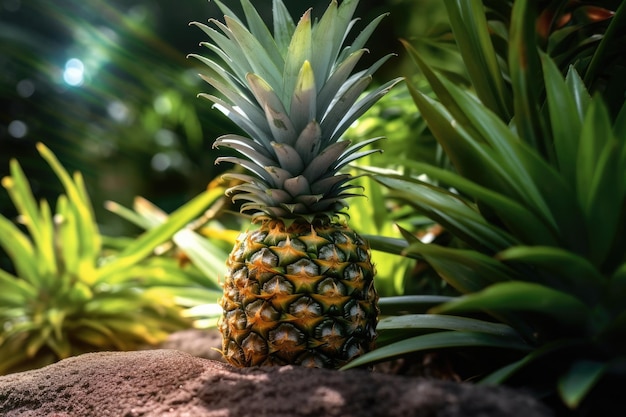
0 144 221 374
345 1 626 414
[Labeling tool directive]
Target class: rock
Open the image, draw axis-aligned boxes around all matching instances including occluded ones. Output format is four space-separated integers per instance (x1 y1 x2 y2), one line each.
0 349 551 417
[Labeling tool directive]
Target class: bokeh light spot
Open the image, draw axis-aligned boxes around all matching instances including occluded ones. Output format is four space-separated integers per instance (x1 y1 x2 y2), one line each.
8 120 28 138
151 153 171 172
16 79 35 97
154 95 172 115
63 58 85 86
107 100 130 123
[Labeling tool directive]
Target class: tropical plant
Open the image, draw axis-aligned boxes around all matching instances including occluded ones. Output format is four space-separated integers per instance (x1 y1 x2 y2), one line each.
343 0 626 415
0 143 221 374
190 0 402 368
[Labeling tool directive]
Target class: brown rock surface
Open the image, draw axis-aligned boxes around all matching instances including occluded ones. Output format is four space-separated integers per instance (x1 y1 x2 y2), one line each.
0 349 551 417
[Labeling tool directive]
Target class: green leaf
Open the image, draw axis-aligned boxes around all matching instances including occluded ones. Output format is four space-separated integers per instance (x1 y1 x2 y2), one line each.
0 211 38 284
0 270 36 303
37 143 100 263
172 229 228 288
224 16 283 94
433 281 590 327
541 54 582 187
442 0 511 119
56 195 80 276
239 0 283 71
497 246 605 306
342 330 531 370
405 238 517 294
97 187 224 283
310 0 338 86
282 9 312 108
378 295 456 315
271 0 296 55
396 161 558 247
35 199 58 282
5 159 42 246
480 339 585 385
576 99 623 265
378 314 524 340
508 0 549 156
558 360 608 409
375 175 518 253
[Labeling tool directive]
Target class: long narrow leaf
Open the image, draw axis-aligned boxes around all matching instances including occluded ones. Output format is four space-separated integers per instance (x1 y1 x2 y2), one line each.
342 330 531 370
432 281 590 327
558 360 608 409
97 187 224 283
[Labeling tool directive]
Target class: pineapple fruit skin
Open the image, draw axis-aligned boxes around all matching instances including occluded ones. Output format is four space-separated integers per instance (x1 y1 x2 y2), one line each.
219 219 378 368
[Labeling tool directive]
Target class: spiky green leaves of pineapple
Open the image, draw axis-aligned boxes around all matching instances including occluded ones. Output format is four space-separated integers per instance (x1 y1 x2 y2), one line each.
190 0 401 222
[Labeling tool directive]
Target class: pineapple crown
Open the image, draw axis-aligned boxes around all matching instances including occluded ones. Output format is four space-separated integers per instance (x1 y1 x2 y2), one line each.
190 0 401 223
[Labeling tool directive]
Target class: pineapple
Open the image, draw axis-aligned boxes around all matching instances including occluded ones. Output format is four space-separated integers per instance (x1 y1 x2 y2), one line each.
191 0 401 368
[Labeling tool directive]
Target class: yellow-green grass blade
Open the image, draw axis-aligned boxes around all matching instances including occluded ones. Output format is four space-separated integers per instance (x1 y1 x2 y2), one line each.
496 246 605 306
37 143 100 265
0 206 37 284
442 0 512 120
342 330 532 370
96 187 224 284
0 269 36 304
104 199 154 230
432 281 590 328
56 195 79 277
559 360 608 409
33 199 58 284
5 159 42 248
172 228 228 289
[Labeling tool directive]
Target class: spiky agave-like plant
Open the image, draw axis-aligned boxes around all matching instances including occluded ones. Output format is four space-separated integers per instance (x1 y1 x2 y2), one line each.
190 0 401 367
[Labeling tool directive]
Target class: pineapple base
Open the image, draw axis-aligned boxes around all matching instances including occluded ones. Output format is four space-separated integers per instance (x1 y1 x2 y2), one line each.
219 219 378 368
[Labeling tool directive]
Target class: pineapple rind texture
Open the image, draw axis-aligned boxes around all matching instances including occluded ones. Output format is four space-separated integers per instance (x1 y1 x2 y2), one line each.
219 220 378 368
